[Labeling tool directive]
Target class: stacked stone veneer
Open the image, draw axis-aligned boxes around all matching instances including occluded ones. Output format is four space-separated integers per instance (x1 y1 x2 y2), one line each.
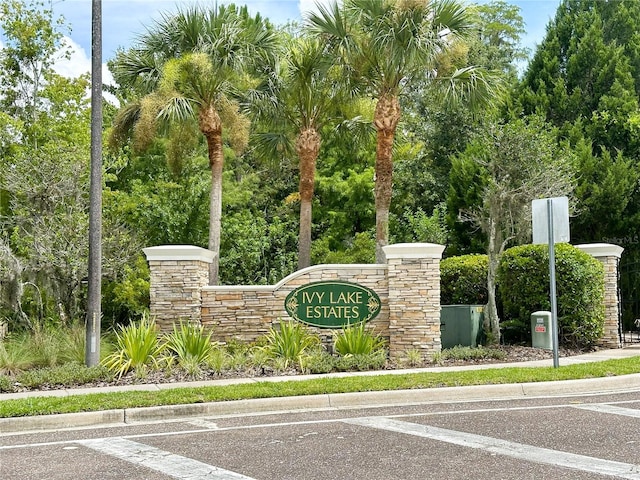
577 243 624 348
144 243 445 360
143 246 214 330
385 244 445 359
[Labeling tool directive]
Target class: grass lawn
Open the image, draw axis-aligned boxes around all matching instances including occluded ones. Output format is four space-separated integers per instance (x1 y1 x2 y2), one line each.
1 356 639 418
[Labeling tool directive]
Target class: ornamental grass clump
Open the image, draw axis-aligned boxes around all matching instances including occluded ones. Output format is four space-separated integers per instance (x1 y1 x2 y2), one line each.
163 322 216 376
333 322 386 356
262 319 321 369
102 314 164 378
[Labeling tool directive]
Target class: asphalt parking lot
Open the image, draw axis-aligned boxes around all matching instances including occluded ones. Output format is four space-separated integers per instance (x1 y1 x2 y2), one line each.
2 390 639 479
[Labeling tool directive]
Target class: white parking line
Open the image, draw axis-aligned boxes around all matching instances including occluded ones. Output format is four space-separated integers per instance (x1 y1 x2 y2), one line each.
573 404 640 418
345 417 640 479
81 437 255 480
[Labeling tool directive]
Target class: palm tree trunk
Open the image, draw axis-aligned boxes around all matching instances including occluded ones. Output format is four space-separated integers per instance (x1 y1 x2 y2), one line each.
373 94 401 263
296 127 320 270
200 105 223 285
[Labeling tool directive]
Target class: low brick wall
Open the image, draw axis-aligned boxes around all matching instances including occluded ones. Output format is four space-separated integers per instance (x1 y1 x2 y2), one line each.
201 265 389 346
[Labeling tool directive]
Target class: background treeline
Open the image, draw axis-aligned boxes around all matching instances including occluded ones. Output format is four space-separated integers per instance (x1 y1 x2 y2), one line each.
0 0 638 339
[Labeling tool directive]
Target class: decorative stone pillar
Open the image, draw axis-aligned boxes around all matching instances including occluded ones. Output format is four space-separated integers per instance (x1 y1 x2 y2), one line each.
143 245 215 330
383 243 446 361
576 243 624 348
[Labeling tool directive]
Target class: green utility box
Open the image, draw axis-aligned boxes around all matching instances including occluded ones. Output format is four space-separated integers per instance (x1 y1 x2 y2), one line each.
531 311 553 350
440 305 485 349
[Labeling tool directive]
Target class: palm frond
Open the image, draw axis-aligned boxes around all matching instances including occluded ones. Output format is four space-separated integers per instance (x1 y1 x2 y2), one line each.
440 65 506 109
108 101 141 149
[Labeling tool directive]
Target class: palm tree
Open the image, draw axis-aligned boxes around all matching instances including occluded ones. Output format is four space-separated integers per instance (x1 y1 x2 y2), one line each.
308 0 500 262
248 36 347 269
110 5 277 284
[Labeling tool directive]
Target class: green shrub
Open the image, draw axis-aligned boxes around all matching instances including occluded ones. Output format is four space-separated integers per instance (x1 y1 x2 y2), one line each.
440 254 488 305
333 322 386 356
300 350 336 374
498 244 605 347
0 374 13 393
440 345 507 361
102 314 164 378
102 256 150 328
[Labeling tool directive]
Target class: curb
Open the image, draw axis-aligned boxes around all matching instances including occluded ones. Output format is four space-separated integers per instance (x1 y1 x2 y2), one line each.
2 373 640 434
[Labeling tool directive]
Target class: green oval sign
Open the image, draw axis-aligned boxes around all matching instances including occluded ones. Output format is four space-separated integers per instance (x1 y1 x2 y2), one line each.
284 281 381 329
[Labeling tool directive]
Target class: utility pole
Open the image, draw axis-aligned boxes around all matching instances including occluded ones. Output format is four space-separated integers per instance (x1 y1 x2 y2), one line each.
86 0 102 366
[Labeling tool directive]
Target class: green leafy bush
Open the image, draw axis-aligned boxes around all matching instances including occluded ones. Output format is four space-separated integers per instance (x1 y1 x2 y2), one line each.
439 345 507 362
0 374 12 393
333 322 386 356
334 351 387 371
498 244 605 347
440 254 488 305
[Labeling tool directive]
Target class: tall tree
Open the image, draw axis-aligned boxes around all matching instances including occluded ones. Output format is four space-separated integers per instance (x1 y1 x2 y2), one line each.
308 0 500 261
248 35 354 269
448 117 575 343
0 0 70 138
516 0 640 328
110 5 277 284
398 0 527 252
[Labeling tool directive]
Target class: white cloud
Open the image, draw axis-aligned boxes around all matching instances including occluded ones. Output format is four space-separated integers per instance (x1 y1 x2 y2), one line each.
54 37 91 78
53 36 117 105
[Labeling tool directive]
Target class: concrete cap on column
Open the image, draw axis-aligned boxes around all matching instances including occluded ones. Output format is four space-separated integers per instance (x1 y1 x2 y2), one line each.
382 243 446 260
575 243 624 259
143 245 216 263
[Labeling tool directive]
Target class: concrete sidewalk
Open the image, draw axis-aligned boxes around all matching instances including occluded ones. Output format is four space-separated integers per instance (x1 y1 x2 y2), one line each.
1 344 639 433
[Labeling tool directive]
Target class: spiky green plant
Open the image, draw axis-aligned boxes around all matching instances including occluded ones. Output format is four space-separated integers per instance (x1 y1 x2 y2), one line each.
262 320 321 368
102 315 164 378
205 346 228 374
163 322 215 369
333 322 386 356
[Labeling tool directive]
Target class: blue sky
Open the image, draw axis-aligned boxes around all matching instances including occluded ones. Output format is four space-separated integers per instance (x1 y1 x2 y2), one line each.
43 0 560 79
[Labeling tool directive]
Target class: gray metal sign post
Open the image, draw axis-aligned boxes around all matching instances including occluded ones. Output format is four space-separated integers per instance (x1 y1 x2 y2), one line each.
546 199 560 368
532 196 569 368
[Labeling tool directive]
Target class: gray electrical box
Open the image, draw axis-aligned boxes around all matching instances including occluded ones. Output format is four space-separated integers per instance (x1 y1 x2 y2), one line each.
440 305 484 349
531 311 553 350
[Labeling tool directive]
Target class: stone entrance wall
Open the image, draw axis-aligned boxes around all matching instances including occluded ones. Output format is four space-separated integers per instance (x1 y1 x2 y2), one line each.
144 243 445 360
144 242 624 359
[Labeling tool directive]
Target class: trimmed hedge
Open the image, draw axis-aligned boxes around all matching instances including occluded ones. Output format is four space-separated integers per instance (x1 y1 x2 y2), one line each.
440 254 488 305
498 244 605 348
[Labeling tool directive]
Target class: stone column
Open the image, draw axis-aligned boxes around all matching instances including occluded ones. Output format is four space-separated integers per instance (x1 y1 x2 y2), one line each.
143 245 215 330
383 243 446 361
576 243 624 348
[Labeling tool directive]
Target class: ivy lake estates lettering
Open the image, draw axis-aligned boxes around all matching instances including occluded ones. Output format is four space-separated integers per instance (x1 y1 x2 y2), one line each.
284 281 382 328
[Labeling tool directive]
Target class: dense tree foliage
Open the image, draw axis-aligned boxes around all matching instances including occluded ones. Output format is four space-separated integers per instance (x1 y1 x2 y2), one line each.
448 117 575 343
2 0 638 338
516 0 640 330
0 0 138 326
